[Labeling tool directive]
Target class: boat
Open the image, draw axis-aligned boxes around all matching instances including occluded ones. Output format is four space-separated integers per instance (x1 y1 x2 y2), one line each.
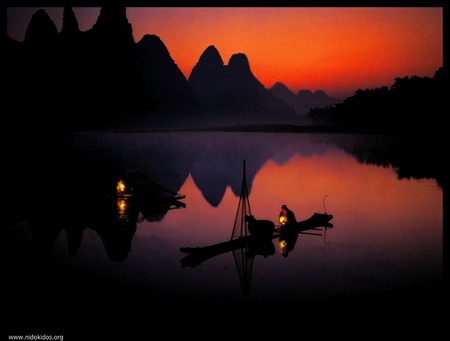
180 160 334 303
180 212 333 268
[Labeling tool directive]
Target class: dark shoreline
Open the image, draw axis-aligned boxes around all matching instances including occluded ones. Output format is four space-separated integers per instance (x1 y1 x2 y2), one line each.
110 123 410 135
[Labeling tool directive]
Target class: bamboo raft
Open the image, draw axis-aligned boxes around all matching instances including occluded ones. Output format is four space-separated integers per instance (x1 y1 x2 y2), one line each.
180 212 333 267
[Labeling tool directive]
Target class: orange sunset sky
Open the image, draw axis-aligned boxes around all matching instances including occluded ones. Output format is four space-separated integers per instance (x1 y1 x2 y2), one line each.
6 7 443 99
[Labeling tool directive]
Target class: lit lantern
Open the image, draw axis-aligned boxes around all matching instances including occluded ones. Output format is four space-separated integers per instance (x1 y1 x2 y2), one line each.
117 180 126 196
279 215 288 225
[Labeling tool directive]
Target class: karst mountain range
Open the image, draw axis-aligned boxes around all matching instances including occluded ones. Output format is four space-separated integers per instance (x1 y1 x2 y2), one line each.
8 6 341 131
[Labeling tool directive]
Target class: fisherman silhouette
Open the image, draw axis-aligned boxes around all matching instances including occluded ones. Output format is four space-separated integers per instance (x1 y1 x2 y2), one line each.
278 204 297 226
278 205 298 257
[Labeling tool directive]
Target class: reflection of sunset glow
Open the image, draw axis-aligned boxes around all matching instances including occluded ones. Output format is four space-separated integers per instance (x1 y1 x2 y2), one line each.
137 141 441 268
166 148 442 250
47 132 441 318
250 152 442 239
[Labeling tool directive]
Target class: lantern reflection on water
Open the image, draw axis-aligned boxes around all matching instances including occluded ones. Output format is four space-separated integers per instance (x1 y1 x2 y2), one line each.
116 180 133 223
117 197 131 222
279 239 287 253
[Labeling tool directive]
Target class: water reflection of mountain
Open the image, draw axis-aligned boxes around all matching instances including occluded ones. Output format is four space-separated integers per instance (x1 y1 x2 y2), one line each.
66 131 441 208
11 144 185 263
10 130 439 263
66 132 332 207
309 133 442 189
180 161 333 302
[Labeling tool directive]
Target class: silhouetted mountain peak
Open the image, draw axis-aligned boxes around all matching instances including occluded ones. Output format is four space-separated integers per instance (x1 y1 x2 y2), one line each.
228 53 251 73
137 34 190 86
269 87 342 116
90 6 134 43
226 53 262 89
297 89 314 96
93 6 129 28
188 45 226 97
135 33 200 121
137 34 171 60
139 33 163 45
60 7 80 37
24 9 58 46
270 82 295 97
314 90 328 99
269 82 297 108
271 82 293 92
197 45 224 67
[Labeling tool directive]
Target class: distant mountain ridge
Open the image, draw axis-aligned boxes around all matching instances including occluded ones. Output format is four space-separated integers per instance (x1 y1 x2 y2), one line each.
269 82 342 115
188 45 308 126
8 6 329 131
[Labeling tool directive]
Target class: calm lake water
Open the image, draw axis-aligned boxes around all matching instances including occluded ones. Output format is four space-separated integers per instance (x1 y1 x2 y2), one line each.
9 131 442 333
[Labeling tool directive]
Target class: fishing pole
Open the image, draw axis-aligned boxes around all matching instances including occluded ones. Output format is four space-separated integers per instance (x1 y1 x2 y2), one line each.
323 194 329 214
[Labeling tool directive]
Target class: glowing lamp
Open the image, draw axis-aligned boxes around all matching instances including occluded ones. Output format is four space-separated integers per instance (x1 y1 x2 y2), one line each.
117 180 126 196
279 215 288 225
